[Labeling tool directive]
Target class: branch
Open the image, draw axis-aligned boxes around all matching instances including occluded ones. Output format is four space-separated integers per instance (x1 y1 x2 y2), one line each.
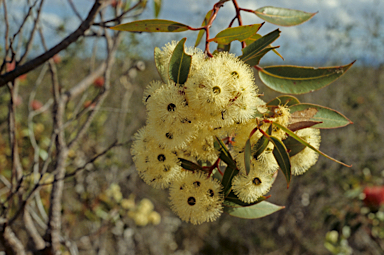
0 0 104 87
0 224 26 255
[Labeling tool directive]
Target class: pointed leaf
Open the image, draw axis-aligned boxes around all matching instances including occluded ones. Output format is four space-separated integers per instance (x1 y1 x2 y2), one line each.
251 125 272 160
271 121 351 167
216 43 231 53
266 95 300 107
270 136 291 187
258 61 355 94
111 19 190 32
215 136 236 167
239 29 281 66
211 24 262 45
195 10 213 47
179 158 204 171
287 121 322 132
168 38 191 85
154 47 167 82
244 139 251 175
221 165 239 197
224 201 284 219
289 103 353 129
283 136 306 157
254 6 317 26
153 0 162 18
224 191 266 207
244 34 284 60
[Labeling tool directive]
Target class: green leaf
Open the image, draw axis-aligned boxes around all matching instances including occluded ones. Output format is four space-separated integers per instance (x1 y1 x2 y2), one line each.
287 121 323 132
258 61 355 94
244 34 284 60
244 139 251 175
224 201 284 219
254 6 317 26
251 125 271 160
195 10 212 47
168 38 192 85
270 136 291 188
283 136 306 157
111 19 190 32
179 158 204 171
153 0 161 18
289 103 353 129
215 136 236 167
266 95 300 107
211 24 262 45
271 121 351 167
239 29 281 66
221 165 239 197
224 191 266 208
154 47 167 82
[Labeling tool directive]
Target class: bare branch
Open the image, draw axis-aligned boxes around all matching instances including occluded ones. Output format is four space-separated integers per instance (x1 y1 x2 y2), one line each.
23 209 45 251
67 0 83 22
0 224 26 255
0 0 105 87
18 0 45 64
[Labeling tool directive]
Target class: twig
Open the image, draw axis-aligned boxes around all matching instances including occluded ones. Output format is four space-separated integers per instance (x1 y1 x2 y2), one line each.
0 225 26 255
18 0 45 64
67 0 83 22
0 0 104 87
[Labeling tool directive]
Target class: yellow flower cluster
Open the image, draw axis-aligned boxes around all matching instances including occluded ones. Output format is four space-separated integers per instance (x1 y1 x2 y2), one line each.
131 41 322 224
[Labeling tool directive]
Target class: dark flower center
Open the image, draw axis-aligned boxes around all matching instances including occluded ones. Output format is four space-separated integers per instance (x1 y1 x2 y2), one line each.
253 177 262 185
157 154 166 162
187 197 196 206
167 103 176 112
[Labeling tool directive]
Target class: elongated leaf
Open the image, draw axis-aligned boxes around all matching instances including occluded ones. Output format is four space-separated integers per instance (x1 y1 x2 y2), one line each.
251 125 272 160
287 121 322 132
154 47 167 82
179 158 204 171
221 165 239 197
289 103 353 129
224 191 266 208
211 24 262 45
224 201 284 219
254 6 316 26
283 136 306 157
239 29 281 66
244 34 284 60
244 139 251 175
111 19 190 32
266 95 300 107
249 46 279 66
153 0 161 18
258 62 355 94
215 136 236 167
270 136 291 187
168 38 191 85
195 10 213 47
272 121 351 167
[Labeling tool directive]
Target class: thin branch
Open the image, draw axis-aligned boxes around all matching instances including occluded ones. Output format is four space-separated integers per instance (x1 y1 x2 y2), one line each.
67 0 83 22
92 0 144 26
0 225 26 255
0 0 104 87
23 209 45 251
18 0 45 64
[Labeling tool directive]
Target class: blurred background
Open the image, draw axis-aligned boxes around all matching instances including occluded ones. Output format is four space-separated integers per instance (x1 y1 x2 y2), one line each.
1 0 384 254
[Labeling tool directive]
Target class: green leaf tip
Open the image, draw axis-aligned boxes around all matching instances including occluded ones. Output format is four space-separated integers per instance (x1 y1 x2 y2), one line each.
168 38 192 85
110 19 190 33
258 61 355 94
254 6 317 27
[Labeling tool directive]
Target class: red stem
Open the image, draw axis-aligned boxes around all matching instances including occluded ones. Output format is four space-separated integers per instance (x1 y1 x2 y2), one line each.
232 0 245 48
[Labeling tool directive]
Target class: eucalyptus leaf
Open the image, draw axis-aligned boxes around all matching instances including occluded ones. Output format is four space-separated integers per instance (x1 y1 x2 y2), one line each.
224 191 266 208
215 136 236 167
283 136 306 157
195 10 212 47
272 122 351 167
168 38 192 85
244 34 284 60
179 158 204 171
211 24 262 45
111 19 190 33
239 29 280 66
289 103 353 129
221 165 239 197
258 62 355 94
244 139 251 175
270 136 291 187
254 6 316 26
153 0 162 18
224 201 284 219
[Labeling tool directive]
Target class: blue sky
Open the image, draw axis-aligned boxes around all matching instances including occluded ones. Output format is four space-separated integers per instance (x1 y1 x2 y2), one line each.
8 0 384 66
